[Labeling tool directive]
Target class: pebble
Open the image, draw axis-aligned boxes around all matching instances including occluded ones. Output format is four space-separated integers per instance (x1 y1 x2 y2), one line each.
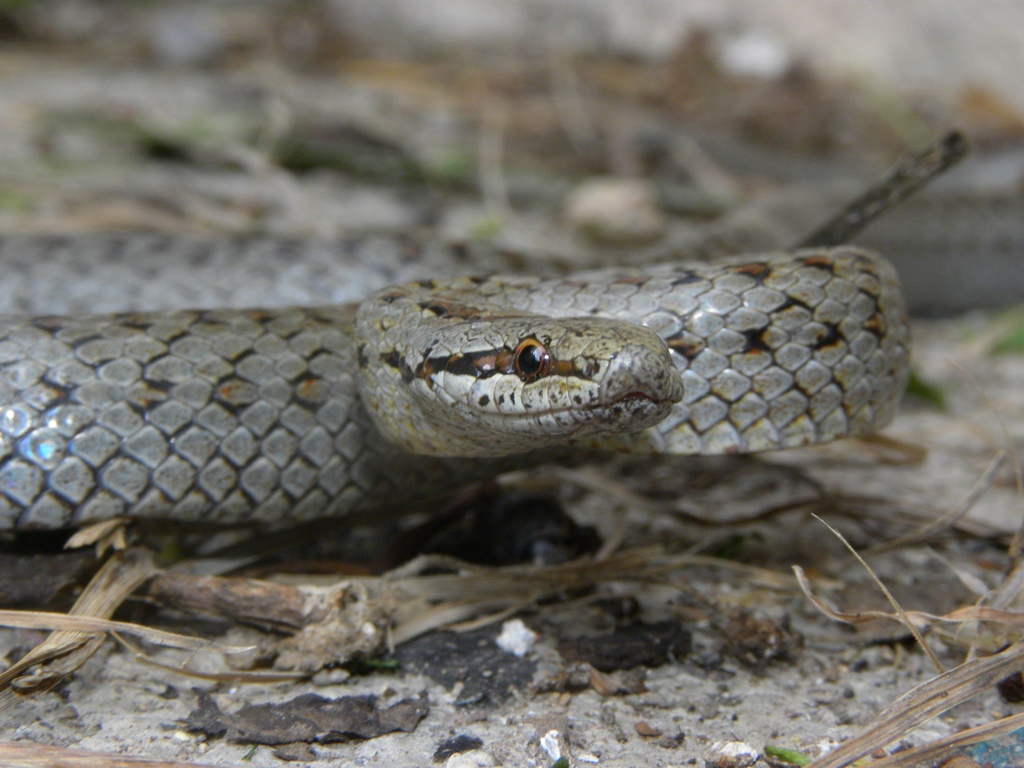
495 619 539 657
564 177 665 245
445 750 498 768
705 740 760 768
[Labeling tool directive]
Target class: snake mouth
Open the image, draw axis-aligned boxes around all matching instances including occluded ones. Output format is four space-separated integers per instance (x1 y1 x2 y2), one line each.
598 389 676 411
602 387 680 412
618 390 659 402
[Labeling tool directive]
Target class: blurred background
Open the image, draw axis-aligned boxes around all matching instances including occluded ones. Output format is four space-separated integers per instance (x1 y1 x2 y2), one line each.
1 0 1022 313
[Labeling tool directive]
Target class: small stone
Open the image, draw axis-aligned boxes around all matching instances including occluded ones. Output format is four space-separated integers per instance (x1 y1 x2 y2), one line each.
539 730 565 761
634 720 662 737
272 742 315 762
310 667 351 686
444 750 496 768
495 619 538 657
718 30 791 78
705 740 759 768
564 177 664 245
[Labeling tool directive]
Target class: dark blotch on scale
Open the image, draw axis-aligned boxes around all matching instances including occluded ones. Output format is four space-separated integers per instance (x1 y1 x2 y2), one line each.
670 271 702 286
775 295 812 313
663 330 704 360
734 262 772 284
799 255 836 272
863 313 887 338
813 322 843 350
740 328 772 354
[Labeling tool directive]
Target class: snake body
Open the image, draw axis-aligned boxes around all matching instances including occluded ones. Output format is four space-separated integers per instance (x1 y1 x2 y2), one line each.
0 238 908 530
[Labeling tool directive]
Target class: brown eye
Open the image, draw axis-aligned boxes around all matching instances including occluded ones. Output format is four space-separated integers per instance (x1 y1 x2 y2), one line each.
513 338 550 382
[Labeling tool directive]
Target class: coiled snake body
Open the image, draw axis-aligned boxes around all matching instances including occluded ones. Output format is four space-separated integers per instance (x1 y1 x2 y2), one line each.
0 239 908 530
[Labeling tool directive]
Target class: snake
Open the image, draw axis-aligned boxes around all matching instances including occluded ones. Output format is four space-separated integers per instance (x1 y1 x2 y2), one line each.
0 233 909 530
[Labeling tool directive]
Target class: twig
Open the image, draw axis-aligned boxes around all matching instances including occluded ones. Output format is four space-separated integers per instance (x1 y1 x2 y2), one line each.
797 130 969 248
0 740 219 767
806 641 1024 768
0 610 251 653
795 567 1024 632
111 633 306 685
864 450 1007 556
809 515 944 672
0 548 159 709
851 709 1024 768
145 572 308 633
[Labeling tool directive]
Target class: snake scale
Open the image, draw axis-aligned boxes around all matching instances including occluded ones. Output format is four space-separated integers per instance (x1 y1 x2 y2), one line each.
0 234 909 530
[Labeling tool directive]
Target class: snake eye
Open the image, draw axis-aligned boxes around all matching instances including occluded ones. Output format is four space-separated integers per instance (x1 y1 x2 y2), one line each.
513 338 551 382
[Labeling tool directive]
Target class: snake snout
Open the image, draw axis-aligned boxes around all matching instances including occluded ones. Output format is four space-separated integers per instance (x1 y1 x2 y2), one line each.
599 343 684 410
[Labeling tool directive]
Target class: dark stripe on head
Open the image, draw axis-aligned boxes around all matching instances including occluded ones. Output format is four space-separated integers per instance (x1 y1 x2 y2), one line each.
415 347 586 383
417 299 487 320
418 347 510 381
382 349 415 383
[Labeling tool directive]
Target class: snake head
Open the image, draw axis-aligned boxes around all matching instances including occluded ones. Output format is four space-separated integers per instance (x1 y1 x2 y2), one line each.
356 304 684 457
